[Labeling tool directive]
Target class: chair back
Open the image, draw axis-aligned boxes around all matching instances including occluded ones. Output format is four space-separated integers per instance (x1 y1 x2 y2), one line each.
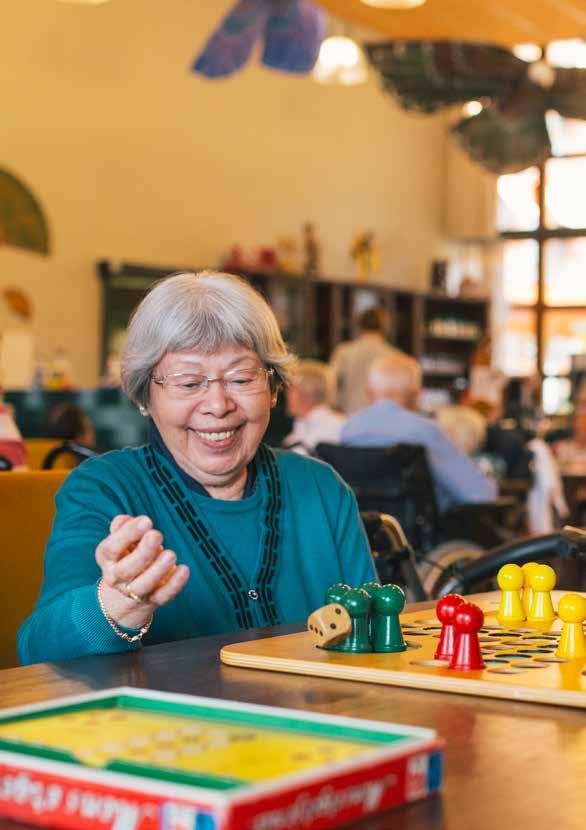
42 442 98 469
316 442 440 552
0 469 69 668
24 438 61 470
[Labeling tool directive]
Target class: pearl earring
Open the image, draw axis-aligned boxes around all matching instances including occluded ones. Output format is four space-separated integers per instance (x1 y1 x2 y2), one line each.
139 405 148 416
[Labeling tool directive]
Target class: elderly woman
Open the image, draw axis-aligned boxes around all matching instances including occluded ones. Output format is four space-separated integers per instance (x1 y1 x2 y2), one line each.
18 272 376 664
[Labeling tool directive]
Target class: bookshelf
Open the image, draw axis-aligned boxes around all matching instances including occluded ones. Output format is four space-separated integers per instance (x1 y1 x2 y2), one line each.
98 261 489 410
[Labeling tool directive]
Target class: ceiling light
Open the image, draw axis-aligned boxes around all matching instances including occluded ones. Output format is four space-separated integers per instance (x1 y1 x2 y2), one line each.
462 101 483 118
360 0 426 8
512 44 541 63
312 35 369 85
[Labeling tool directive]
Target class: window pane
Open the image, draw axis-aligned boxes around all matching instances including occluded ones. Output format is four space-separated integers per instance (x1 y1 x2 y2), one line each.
546 111 586 157
498 308 537 377
544 157 586 229
502 240 539 304
543 310 586 375
543 238 586 306
542 376 572 415
496 168 539 231
546 39 586 68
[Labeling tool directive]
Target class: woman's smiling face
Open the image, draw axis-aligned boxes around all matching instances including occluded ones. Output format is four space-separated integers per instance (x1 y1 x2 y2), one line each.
148 345 272 499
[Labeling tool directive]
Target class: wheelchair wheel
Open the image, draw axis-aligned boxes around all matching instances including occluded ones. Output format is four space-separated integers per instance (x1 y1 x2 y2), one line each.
417 541 487 599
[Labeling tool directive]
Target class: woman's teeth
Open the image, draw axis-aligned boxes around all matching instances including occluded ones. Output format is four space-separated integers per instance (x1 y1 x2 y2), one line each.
194 429 236 442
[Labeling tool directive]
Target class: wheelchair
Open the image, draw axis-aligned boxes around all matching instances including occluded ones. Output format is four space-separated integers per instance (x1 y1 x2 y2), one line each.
317 442 520 598
364 511 586 601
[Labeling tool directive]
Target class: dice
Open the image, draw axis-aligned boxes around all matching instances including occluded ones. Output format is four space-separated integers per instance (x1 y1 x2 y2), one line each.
307 603 352 648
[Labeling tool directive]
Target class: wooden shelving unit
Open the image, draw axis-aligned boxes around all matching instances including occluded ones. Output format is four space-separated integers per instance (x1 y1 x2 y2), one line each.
98 261 489 408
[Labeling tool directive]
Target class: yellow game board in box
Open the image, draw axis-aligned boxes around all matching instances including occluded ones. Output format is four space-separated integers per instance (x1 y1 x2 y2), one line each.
0 687 442 830
221 591 586 709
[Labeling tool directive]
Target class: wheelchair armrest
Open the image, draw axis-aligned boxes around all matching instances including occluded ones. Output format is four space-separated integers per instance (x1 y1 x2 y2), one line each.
441 498 516 522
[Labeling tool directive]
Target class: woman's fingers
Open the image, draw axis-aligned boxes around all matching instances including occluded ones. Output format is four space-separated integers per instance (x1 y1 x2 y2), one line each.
147 564 190 607
109 514 132 534
96 515 153 567
124 549 178 600
112 529 163 585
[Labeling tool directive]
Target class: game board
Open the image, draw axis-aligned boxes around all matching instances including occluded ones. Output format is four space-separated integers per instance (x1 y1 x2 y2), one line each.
0 687 442 830
221 591 586 709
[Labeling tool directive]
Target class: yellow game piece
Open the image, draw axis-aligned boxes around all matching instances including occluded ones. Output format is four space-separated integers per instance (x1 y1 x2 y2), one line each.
497 564 525 624
521 562 539 617
527 564 556 622
307 603 352 647
555 593 586 660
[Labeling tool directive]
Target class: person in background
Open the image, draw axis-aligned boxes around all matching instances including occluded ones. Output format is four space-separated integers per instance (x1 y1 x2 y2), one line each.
330 305 408 415
18 272 376 665
0 383 27 470
283 360 345 455
42 402 96 448
553 380 586 475
435 404 488 458
437 401 567 533
341 354 497 512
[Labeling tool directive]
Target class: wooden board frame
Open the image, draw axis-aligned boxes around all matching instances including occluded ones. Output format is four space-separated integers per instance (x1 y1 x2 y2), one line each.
221 592 586 709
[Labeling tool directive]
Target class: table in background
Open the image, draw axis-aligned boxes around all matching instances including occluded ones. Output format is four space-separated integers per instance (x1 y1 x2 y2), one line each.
0 602 584 830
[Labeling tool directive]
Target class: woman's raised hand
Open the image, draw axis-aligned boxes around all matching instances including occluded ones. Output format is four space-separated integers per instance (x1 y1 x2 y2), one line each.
95 514 190 630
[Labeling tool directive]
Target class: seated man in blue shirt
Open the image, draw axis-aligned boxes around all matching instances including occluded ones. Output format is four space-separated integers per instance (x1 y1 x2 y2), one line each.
341 354 497 512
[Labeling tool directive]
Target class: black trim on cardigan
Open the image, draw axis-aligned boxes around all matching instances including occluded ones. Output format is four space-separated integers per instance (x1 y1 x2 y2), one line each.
142 442 282 628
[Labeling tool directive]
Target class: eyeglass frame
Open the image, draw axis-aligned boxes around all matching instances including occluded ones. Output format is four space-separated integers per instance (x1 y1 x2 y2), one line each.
150 366 278 398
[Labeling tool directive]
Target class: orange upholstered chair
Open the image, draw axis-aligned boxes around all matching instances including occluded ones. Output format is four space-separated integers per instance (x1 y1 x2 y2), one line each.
24 438 62 470
0 469 70 668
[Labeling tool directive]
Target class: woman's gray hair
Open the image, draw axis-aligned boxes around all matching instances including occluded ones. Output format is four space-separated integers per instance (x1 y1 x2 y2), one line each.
121 271 298 407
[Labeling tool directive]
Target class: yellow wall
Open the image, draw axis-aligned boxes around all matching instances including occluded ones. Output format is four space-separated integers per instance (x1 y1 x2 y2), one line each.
0 0 448 385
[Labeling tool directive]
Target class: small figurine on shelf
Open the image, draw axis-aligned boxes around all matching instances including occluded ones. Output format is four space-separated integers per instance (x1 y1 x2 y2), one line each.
255 246 279 272
31 355 47 390
221 244 247 272
46 348 74 391
350 229 380 281
276 236 299 274
459 275 484 299
303 222 321 276
430 260 448 294
99 351 122 388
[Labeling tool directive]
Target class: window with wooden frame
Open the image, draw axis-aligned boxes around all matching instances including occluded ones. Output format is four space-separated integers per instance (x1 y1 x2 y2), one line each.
496 114 586 414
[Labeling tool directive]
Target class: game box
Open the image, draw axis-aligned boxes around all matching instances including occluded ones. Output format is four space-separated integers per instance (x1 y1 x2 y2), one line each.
0 687 443 830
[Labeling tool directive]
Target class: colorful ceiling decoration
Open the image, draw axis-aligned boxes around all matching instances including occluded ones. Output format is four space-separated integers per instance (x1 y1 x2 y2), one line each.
192 0 325 78
315 0 586 50
0 169 50 256
365 41 586 174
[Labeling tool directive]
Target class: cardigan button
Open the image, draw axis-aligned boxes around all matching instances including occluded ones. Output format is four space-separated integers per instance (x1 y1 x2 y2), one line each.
248 589 260 601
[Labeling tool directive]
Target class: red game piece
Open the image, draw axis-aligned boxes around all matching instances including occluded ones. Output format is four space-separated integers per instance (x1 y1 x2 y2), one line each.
434 594 465 660
449 602 485 671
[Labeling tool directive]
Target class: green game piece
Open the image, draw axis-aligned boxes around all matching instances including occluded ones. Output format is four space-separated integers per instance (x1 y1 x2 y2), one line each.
325 583 351 606
323 584 353 651
359 582 381 600
360 582 381 641
336 588 373 653
372 584 407 653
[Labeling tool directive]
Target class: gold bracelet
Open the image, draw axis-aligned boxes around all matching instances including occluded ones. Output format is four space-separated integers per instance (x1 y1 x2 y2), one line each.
97 579 153 643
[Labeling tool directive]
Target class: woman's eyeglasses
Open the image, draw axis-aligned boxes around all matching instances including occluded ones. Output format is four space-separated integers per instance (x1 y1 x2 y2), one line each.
151 367 274 400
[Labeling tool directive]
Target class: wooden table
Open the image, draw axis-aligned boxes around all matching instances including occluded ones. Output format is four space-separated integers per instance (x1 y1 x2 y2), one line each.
0 607 585 830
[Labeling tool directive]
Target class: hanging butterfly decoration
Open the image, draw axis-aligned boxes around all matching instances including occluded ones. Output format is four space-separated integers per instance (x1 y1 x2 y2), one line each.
364 41 586 174
192 0 325 78
0 168 50 256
